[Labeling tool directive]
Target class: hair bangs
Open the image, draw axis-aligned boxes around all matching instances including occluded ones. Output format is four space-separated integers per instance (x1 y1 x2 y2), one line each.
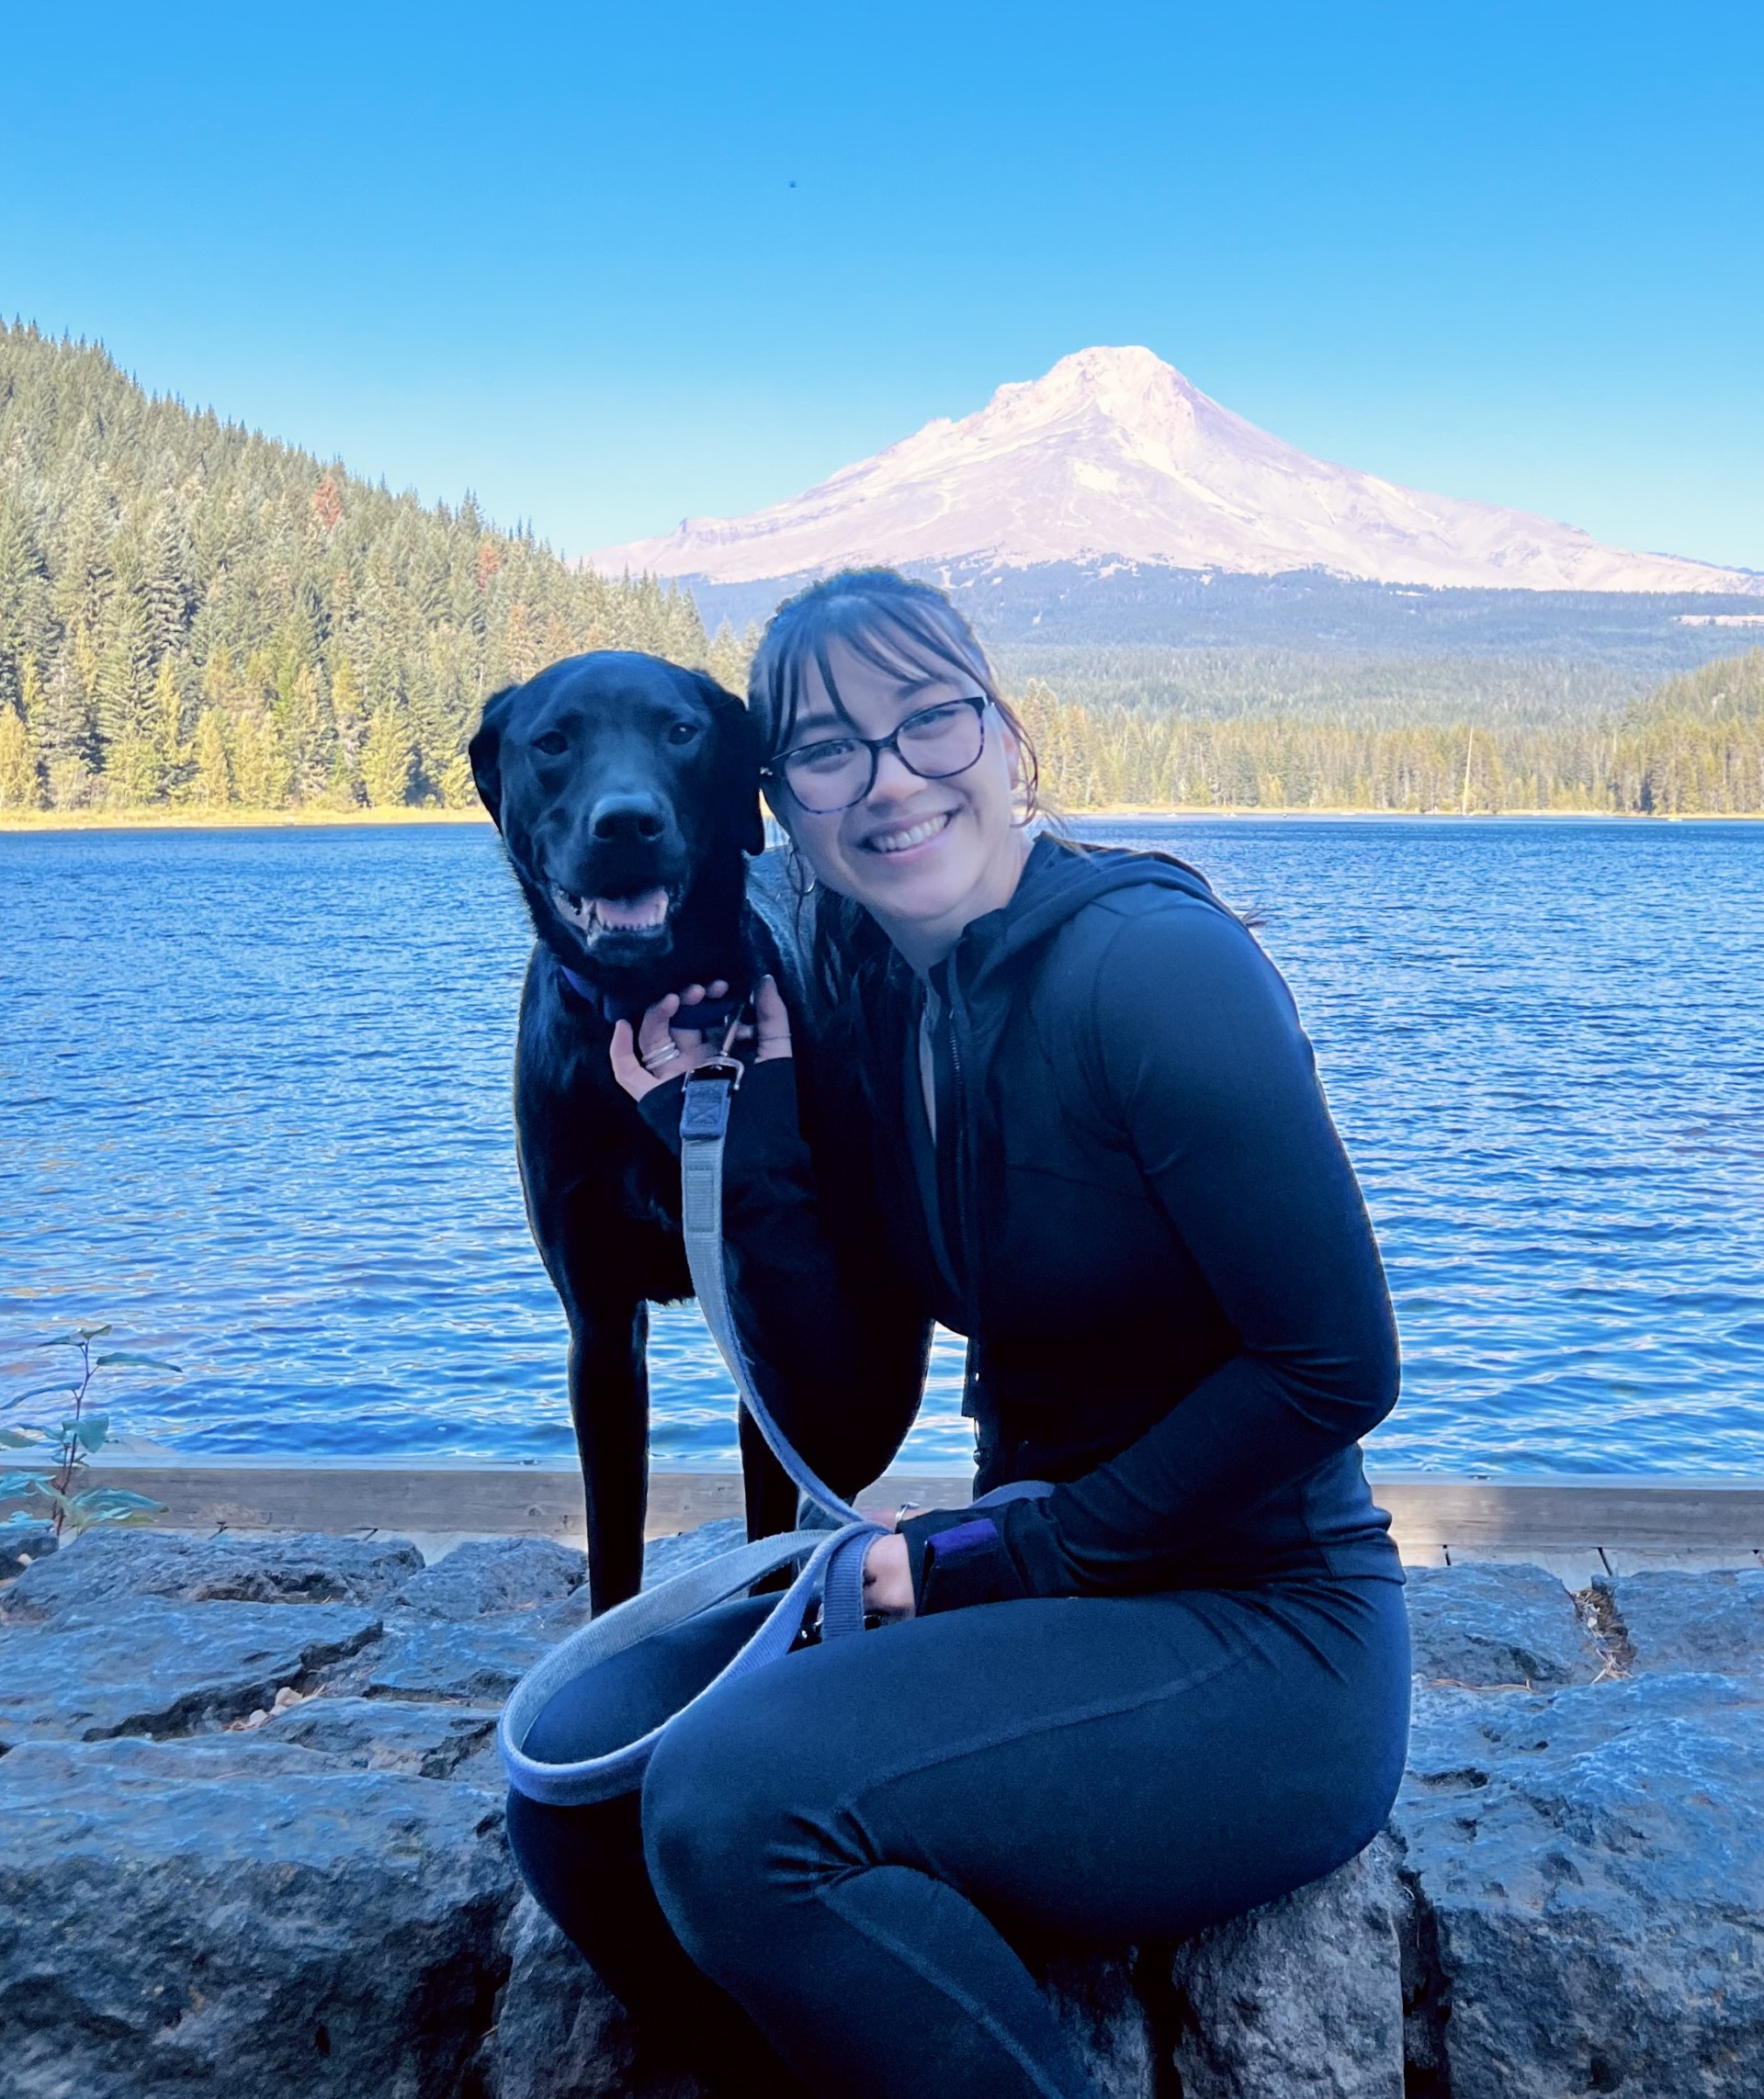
748 568 999 764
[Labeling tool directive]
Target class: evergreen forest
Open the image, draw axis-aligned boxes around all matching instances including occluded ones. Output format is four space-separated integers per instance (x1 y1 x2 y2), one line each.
0 322 1758 818
0 323 750 815
1014 649 1764 816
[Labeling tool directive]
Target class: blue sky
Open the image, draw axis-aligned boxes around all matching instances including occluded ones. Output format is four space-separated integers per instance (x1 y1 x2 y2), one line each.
4 1 1760 568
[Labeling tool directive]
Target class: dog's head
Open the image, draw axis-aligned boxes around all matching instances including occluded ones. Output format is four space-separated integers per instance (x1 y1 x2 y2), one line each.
470 650 763 993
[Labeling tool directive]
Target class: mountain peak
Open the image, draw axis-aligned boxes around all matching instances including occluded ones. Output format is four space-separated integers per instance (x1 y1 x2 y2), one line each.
1024 343 1181 396
588 349 1761 597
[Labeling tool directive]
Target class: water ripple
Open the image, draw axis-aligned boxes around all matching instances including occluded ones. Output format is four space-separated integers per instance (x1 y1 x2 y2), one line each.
3 817 1760 1477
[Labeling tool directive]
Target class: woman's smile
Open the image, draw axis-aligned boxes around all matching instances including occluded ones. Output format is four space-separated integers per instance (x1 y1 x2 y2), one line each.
860 808 956 856
770 634 1028 972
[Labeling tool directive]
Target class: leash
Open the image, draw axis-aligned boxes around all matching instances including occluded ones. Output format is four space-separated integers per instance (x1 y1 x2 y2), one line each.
498 1033 888 1809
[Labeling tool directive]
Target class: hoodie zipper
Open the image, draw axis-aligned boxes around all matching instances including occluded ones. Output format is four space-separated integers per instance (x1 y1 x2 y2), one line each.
942 958 987 1390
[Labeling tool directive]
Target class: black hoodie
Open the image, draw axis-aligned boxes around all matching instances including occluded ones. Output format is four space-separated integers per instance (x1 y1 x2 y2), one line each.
641 835 1403 1611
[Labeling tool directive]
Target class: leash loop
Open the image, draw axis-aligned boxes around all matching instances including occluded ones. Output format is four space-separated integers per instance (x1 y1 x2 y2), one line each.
500 1058 887 1806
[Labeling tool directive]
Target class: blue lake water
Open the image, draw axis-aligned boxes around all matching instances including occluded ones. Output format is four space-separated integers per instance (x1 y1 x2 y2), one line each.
3 817 1761 1478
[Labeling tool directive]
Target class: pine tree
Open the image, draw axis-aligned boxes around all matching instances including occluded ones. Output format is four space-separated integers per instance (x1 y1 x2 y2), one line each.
359 704 414 808
277 660 329 800
438 752 477 808
0 502 51 711
141 511 193 663
19 653 46 770
96 591 154 761
191 708 232 807
328 653 366 798
0 704 38 807
229 709 292 810
37 653 96 808
152 658 187 796
705 620 757 696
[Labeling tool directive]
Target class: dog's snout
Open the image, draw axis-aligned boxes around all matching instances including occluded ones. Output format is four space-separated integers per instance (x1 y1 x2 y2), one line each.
589 794 668 844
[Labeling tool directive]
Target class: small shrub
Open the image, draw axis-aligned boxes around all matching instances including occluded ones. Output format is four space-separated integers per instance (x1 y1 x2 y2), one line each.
1 1324 178 1540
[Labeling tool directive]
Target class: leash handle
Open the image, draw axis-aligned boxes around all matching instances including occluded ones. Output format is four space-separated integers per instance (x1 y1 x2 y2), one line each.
499 1059 884 1807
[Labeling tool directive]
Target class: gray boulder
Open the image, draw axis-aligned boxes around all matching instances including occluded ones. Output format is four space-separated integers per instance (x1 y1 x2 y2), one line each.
356 1529 752 1709
0 1735 518 2098
1036 1950 1159 2099
1606 1568 1764 1677
1404 1561 1605 1687
483 1896 708 2099
0 1598 382 1746
0 1527 421 1621
364 1612 566 1705
395 1538 587 1621
259 1694 502 1783
484 1896 1159 2099
6 1521 1764 2097
1164 1836 1406 2098
1394 1670 1764 2099
643 1518 749 1588
0 1520 56 1579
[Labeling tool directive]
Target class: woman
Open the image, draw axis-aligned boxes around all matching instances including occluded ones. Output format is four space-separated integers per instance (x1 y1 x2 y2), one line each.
505 570 1410 2099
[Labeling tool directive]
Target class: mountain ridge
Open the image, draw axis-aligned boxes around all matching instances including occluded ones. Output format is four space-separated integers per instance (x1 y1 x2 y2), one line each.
589 346 1762 598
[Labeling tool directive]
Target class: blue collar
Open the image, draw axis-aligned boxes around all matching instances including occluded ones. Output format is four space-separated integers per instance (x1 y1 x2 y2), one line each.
558 964 741 1039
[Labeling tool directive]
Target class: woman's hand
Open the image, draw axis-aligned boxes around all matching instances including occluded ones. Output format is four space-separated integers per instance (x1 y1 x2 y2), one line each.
609 975 793 1103
862 1531 916 1620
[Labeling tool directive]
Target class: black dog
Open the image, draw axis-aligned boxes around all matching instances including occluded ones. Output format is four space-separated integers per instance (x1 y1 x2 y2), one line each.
470 650 799 1613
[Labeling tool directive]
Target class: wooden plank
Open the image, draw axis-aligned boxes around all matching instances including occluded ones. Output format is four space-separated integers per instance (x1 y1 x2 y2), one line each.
1372 1478 1764 1552
6 1468 1761 1552
1438 1546 1610 1591
1597 1548 1763 1576
0 1466 979 1543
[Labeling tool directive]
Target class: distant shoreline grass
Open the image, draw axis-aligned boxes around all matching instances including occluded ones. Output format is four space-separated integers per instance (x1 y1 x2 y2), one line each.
4 803 1758 835
0 806 494 833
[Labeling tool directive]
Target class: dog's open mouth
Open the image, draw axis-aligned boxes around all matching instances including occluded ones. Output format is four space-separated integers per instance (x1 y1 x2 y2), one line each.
550 884 675 945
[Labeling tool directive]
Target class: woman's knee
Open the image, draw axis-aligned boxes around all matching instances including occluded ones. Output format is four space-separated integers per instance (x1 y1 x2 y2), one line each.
641 1680 847 1975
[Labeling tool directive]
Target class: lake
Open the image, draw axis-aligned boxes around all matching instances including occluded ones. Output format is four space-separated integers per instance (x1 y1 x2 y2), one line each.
3 817 1761 1479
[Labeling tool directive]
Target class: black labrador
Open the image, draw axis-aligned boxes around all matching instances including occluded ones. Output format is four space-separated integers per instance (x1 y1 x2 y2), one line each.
470 650 800 1612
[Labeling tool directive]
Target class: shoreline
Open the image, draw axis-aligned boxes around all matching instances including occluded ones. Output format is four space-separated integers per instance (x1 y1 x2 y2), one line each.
8 1465 1763 1570
5 803 1761 834
0 806 494 834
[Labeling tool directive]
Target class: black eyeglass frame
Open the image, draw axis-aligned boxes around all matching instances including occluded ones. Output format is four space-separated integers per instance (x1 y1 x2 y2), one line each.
762 695 993 816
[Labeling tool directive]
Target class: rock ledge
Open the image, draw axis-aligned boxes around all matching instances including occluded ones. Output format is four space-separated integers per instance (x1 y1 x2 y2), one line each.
2 1532 1759 2097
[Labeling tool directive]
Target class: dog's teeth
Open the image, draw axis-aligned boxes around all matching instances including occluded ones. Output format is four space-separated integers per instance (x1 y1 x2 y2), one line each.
587 887 670 931
551 883 671 938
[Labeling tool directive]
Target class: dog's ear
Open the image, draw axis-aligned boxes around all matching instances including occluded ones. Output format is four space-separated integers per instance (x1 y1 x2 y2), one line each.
469 683 519 830
693 671 766 857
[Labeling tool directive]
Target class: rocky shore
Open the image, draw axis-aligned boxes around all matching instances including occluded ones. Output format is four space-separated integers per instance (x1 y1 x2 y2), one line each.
1 1524 1759 2097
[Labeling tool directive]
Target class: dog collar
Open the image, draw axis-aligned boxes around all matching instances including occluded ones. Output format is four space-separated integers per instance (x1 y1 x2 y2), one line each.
557 963 741 1040
558 965 630 1022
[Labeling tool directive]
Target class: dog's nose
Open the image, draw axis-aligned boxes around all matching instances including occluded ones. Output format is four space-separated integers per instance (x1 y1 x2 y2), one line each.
589 794 668 844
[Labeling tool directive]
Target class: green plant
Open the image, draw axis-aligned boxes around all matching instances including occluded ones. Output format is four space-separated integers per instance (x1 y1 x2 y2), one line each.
1 1324 178 1539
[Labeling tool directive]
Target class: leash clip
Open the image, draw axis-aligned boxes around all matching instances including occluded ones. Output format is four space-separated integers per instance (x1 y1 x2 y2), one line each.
680 1058 741 1140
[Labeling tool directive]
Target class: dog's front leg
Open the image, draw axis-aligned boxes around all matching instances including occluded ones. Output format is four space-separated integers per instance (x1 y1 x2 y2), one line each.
566 1297 650 1614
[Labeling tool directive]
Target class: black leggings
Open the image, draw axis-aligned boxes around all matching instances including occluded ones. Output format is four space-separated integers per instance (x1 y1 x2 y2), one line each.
505 1575 1411 2099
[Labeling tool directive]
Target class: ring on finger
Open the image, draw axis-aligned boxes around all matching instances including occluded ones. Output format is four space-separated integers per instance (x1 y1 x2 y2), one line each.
641 1042 683 1072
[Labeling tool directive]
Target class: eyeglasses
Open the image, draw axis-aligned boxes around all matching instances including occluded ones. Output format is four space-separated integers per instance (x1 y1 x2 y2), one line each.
764 696 991 816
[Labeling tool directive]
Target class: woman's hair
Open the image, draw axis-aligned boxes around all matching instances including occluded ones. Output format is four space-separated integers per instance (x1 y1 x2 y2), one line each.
746 569 1041 1012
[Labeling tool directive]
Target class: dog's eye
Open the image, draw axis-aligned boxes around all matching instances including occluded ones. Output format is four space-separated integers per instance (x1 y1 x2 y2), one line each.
533 732 568 757
665 721 700 747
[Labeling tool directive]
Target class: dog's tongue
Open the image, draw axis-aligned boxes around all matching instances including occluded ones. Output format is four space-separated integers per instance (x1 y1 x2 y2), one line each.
594 887 670 931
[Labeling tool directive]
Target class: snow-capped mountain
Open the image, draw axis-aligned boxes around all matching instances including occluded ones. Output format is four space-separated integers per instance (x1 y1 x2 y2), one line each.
587 346 1759 596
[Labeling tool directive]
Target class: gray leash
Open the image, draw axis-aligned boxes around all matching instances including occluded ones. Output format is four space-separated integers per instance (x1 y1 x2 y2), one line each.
499 1049 888 1808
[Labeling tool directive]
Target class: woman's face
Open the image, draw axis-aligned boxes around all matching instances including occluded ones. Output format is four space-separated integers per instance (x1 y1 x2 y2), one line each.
771 632 1028 970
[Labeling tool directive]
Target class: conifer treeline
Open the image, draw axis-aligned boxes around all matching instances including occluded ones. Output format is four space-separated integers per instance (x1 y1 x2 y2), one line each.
1013 649 1764 814
2 322 1759 818
0 323 749 813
